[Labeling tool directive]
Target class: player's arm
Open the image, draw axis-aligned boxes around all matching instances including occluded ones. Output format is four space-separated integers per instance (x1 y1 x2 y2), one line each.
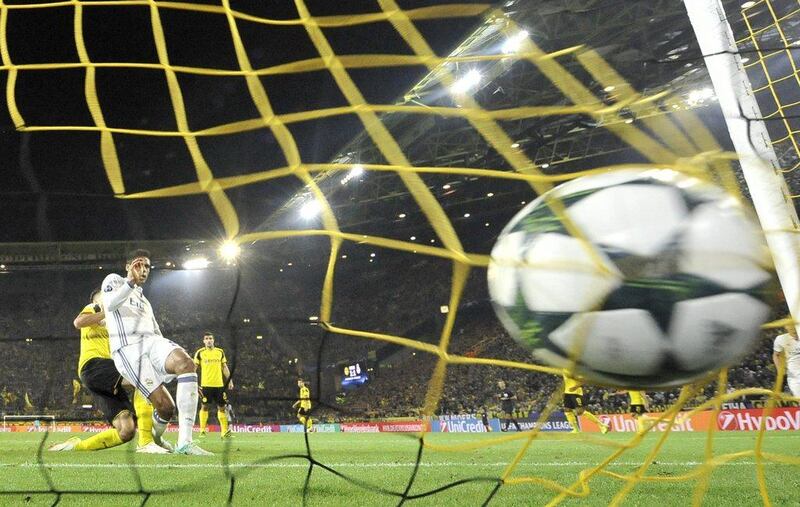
221 350 234 390
73 305 104 329
773 338 786 372
100 273 137 313
773 350 785 372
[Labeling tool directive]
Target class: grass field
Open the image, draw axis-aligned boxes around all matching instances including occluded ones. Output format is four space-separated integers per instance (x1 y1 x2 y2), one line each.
0 431 798 506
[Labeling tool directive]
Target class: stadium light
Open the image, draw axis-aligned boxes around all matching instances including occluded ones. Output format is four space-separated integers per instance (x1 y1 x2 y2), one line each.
741 1 755 8
219 240 241 261
687 87 714 105
183 257 210 270
340 164 365 185
511 142 520 148
299 200 321 220
501 29 529 54
451 69 482 94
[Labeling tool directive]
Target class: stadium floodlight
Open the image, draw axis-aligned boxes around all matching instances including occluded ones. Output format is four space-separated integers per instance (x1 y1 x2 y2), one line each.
501 29 529 54
687 87 715 105
219 240 241 261
451 69 482 94
183 257 210 270
299 200 321 220
340 164 365 185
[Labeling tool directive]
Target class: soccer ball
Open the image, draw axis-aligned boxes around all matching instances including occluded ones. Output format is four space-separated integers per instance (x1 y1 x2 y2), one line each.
487 169 776 389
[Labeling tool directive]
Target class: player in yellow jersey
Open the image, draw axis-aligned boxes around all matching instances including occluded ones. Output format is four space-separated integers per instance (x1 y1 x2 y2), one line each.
562 374 609 434
292 379 313 432
49 289 170 453
610 390 651 434
194 332 233 438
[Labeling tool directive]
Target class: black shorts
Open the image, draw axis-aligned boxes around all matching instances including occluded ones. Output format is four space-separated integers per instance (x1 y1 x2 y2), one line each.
630 404 646 415
201 386 228 406
297 407 309 417
564 394 584 410
79 358 134 424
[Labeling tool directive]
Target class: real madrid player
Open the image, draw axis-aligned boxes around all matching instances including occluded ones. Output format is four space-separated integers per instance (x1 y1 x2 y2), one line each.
194 332 234 438
49 289 169 453
773 322 800 397
102 249 211 455
562 374 609 434
293 379 313 432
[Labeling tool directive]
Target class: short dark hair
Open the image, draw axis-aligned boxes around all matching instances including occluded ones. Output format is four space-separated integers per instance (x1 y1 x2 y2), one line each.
89 287 101 302
203 332 214 338
126 249 151 263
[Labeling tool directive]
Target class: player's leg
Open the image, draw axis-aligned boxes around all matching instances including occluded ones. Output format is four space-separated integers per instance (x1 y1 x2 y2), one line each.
563 395 580 432
577 406 609 434
217 391 230 438
788 377 800 398
198 397 209 436
52 359 136 451
160 341 210 455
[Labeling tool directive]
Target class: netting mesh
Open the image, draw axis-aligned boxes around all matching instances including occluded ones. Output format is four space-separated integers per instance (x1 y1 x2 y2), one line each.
1 0 799 505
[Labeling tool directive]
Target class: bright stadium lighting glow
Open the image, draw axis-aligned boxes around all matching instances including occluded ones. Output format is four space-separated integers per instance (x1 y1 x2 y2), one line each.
309 316 319 321
340 164 365 184
398 213 406 218
464 213 471 218
741 1 755 8
299 200 321 219
687 87 714 105
511 142 520 148
219 241 241 261
410 236 416 241
256 335 263 340
451 69 482 94
370 253 376 257
604 85 616 92
541 163 550 168
183 257 210 270
442 184 451 190
501 29 529 54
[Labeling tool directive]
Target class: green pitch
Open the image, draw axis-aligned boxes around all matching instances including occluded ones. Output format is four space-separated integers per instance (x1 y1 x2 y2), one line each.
0 431 797 506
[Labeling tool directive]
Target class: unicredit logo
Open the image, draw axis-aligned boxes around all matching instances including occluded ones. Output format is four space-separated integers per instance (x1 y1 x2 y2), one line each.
718 411 738 431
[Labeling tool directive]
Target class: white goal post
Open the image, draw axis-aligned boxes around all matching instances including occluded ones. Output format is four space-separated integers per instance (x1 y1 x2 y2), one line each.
2 414 56 430
685 0 800 333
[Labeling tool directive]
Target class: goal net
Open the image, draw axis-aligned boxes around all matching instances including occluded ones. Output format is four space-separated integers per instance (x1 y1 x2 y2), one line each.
0 0 798 505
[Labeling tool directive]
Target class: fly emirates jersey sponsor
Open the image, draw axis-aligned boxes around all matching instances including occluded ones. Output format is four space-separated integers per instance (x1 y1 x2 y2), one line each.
101 274 162 352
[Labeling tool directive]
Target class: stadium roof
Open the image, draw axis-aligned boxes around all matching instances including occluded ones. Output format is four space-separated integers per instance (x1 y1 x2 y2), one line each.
1 0 798 255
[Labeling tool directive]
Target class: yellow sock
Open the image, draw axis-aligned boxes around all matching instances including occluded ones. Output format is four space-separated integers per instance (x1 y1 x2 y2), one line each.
217 410 228 434
199 408 209 433
582 410 603 426
134 390 154 447
305 417 313 432
75 428 124 451
565 411 579 432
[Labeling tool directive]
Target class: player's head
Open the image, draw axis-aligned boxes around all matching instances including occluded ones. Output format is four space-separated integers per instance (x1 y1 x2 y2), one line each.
497 380 506 389
125 248 151 283
297 379 305 388
203 332 215 348
89 287 102 305
786 320 798 338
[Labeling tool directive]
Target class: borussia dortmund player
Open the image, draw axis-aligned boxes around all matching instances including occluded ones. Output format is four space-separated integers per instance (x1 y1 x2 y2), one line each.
562 374 609 434
293 379 313 432
194 332 233 438
50 289 169 453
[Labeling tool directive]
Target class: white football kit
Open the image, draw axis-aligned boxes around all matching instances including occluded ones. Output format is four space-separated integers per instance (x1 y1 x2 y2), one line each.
773 333 800 397
102 273 181 397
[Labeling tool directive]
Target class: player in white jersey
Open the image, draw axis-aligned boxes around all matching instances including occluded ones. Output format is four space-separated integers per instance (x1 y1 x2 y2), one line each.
102 249 211 455
772 322 800 398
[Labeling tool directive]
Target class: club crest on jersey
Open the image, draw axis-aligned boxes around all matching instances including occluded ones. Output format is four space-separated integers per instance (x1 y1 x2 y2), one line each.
145 379 154 387
104 285 113 292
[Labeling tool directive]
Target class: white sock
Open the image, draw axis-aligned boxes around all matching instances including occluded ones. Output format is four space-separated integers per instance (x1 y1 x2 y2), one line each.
176 373 199 448
152 411 169 443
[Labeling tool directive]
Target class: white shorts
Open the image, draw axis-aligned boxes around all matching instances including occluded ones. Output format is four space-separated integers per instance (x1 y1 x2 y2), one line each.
113 336 182 398
788 377 800 398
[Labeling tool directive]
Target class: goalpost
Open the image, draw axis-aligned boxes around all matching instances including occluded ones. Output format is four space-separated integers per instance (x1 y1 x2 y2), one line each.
685 0 800 332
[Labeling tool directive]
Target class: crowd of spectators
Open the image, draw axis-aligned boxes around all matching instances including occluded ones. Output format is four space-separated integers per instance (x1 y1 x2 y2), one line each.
0 255 794 423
